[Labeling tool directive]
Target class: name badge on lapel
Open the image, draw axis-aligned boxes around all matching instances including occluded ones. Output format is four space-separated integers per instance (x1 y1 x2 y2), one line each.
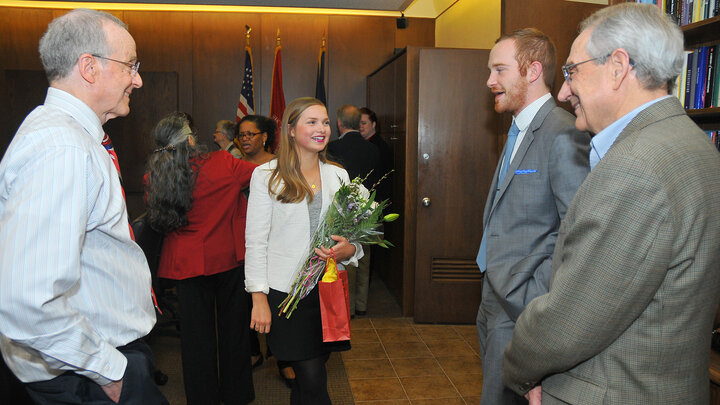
515 169 538 175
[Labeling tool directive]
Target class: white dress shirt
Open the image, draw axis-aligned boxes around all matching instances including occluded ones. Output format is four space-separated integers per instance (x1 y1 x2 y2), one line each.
0 88 156 384
504 93 553 170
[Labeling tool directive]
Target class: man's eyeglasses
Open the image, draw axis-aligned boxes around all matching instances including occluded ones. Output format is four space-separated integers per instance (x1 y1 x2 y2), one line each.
92 54 140 76
561 53 611 82
237 131 263 139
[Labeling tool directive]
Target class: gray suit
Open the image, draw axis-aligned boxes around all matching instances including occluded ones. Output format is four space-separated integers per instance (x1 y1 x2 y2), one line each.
477 98 590 404
503 97 720 404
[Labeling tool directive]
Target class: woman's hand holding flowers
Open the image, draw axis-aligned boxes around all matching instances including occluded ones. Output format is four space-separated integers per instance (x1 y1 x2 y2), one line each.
314 235 356 262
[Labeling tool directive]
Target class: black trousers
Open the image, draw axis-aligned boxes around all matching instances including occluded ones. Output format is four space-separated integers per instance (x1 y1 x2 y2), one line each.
1 352 33 404
176 266 254 405
23 340 168 405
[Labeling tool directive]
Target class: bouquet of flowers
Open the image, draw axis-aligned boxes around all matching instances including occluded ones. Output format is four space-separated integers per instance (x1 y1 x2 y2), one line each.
278 173 398 318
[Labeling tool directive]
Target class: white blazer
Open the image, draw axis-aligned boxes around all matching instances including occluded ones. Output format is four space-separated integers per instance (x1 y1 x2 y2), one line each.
244 159 363 294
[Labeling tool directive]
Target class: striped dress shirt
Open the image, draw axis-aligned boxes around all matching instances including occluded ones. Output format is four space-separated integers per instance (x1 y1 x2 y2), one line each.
0 87 156 385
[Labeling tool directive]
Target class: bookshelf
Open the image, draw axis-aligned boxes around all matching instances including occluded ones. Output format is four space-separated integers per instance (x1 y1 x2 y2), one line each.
683 15 720 128
681 12 720 405
699 14 720 405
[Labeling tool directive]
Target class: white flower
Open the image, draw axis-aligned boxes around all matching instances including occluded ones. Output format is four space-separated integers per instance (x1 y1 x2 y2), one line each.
356 183 370 200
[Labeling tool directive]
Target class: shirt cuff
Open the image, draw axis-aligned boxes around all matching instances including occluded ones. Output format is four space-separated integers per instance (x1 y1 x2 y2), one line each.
75 341 127 385
341 242 364 267
245 282 270 295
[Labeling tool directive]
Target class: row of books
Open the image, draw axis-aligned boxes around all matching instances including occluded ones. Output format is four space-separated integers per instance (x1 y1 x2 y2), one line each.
708 130 720 151
630 0 719 26
675 45 719 110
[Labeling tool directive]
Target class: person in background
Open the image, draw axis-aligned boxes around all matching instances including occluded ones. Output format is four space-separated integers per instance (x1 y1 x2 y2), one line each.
145 112 257 405
245 97 363 405
476 28 590 405
358 107 394 298
327 104 381 317
503 4 720 404
237 114 276 165
0 8 167 404
359 107 393 203
236 114 290 382
214 119 243 158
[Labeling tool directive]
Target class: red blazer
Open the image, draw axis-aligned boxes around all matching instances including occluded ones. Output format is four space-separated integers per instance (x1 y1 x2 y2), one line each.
155 151 257 280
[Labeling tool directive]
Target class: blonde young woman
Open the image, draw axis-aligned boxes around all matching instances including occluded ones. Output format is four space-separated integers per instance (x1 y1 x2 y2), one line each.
245 97 363 404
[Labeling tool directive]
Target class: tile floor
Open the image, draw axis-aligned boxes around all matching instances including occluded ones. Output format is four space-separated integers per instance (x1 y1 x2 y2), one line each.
343 317 482 404
149 277 483 404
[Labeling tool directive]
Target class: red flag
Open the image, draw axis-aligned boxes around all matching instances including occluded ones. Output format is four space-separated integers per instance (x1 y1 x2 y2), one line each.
270 39 285 153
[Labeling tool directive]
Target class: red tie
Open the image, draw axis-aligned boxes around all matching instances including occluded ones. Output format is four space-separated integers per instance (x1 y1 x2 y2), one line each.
102 134 161 314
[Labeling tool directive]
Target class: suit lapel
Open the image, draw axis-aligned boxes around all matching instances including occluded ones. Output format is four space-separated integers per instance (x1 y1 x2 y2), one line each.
483 159 502 226
489 98 556 215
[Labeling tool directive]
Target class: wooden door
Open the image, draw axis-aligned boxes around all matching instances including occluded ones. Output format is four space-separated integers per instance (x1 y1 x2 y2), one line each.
413 48 500 323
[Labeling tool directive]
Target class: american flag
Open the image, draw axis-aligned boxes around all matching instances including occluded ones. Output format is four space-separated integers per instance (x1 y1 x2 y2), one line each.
236 45 255 121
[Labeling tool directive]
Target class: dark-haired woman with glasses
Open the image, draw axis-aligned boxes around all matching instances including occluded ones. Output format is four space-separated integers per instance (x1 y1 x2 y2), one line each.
237 115 276 165
236 114 294 383
144 112 257 405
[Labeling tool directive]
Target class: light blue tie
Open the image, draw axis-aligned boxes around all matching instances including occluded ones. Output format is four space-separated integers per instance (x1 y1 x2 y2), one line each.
476 122 520 272
497 122 520 187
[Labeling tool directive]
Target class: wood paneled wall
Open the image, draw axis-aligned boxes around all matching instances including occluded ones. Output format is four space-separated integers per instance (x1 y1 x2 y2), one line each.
0 7 433 145
502 0 604 97
496 0 603 154
0 6 433 219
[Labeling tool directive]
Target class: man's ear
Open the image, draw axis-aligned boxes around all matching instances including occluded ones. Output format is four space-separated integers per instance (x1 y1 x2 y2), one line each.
78 53 97 84
609 48 633 90
526 61 543 84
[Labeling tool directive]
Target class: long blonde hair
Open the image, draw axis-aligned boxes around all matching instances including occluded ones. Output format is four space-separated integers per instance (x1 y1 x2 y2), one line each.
269 97 338 203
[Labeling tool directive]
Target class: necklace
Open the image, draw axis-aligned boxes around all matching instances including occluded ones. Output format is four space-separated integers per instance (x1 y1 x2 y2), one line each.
304 166 320 191
308 176 320 190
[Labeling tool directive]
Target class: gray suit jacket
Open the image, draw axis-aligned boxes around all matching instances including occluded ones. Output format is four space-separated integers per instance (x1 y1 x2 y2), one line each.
483 98 590 320
503 97 720 404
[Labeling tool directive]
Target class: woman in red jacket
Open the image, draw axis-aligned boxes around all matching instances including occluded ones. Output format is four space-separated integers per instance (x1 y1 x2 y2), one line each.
145 112 257 405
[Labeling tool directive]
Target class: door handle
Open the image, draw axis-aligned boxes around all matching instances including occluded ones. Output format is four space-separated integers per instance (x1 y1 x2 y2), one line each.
422 197 431 207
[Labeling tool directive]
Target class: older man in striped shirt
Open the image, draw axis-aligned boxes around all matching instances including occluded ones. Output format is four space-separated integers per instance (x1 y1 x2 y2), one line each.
0 9 166 404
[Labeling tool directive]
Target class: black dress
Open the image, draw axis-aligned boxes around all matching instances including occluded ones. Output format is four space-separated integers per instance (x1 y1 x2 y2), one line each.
266 193 350 361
